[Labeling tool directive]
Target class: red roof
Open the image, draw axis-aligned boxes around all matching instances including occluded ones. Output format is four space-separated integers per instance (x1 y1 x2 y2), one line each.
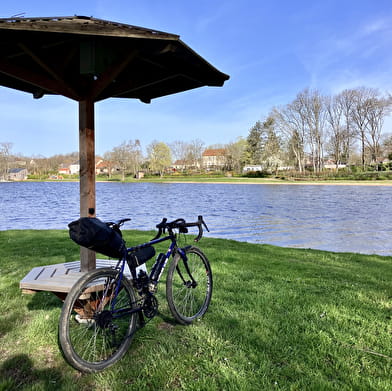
202 149 225 157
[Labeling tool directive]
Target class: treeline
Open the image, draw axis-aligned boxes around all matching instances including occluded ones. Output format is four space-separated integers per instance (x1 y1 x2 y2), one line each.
270 87 392 172
2 86 392 179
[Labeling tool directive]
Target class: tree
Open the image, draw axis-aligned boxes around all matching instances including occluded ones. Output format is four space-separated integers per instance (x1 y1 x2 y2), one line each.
262 117 282 174
364 95 392 165
147 141 172 177
225 137 247 173
381 133 392 161
185 139 205 169
273 103 306 172
169 140 188 165
245 121 265 165
0 142 12 180
350 87 375 167
336 89 357 165
169 139 205 170
296 88 327 172
108 140 142 181
325 94 346 168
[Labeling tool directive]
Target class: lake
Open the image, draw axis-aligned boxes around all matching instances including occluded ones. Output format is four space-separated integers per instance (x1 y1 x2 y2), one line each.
1 181 391 255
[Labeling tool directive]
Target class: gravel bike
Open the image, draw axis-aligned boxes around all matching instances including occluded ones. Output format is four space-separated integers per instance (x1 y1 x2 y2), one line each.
58 216 212 373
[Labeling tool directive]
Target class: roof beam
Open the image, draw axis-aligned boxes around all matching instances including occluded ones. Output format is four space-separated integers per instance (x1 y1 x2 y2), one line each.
0 57 80 100
18 42 80 100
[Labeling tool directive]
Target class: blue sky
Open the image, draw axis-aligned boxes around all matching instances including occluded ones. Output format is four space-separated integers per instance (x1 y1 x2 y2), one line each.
1 0 392 157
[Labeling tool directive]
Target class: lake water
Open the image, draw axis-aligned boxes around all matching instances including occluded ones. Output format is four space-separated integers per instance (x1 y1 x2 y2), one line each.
1 181 391 255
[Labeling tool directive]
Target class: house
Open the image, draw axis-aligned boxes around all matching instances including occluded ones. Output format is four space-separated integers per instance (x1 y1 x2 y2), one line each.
172 159 188 171
243 165 264 173
58 164 71 175
95 160 113 175
323 159 347 170
8 168 28 181
69 162 80 175
202 149 226 169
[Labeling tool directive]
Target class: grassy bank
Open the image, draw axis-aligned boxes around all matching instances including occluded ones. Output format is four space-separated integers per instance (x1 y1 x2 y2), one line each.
0 230 391 390
25 171 392 185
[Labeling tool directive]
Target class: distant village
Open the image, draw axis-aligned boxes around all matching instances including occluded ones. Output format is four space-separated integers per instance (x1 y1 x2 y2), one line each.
3 148 254 181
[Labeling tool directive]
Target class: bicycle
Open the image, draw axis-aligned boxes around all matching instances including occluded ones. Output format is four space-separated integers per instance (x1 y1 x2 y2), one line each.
58 215 213 373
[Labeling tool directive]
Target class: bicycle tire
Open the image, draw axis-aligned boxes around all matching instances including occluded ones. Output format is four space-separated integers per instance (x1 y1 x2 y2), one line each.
166 246 213 325
58 268 138 373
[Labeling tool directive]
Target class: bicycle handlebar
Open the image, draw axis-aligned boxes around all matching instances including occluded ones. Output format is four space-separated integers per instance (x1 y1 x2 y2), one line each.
105 216 209 242
153 215 209 242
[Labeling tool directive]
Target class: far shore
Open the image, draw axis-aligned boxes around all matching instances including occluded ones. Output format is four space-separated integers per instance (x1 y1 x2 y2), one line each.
158 180 392 186
6 178 392 186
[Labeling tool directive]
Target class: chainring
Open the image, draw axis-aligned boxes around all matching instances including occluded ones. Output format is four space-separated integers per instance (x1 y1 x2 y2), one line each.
142 295 159 318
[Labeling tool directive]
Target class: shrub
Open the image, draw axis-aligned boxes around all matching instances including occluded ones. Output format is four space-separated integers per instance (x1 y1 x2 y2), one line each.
242 170 270 178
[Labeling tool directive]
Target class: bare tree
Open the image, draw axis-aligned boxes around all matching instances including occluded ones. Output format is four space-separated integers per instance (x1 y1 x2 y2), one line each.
364 95 392 165
325 94 345 168
273 102 306 172
350 87 375 167
297 89 327 172
336 89 357 165
185 139 205 169
0 142 13 180
108 140 142 181
169 140 188 163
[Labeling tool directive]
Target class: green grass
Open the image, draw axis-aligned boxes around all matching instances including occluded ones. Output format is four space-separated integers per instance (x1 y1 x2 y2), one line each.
0 230 391 390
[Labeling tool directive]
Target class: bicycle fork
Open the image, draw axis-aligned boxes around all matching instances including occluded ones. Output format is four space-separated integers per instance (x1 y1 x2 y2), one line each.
176 246 198 288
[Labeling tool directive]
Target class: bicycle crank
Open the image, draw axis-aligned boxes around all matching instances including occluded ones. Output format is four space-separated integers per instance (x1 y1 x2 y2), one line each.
142 295 158 318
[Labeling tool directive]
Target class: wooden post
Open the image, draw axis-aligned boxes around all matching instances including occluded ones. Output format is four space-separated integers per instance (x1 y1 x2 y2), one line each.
79 100 96 271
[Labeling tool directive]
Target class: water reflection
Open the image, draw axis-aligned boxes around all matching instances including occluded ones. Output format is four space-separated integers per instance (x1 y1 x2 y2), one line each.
1 181 391 255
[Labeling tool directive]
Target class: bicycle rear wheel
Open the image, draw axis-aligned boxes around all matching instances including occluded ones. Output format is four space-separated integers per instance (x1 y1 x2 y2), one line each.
58 268 138 373
166 246 213 325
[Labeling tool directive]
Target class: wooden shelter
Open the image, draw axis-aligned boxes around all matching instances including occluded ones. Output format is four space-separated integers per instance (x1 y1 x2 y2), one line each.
0 15 229 279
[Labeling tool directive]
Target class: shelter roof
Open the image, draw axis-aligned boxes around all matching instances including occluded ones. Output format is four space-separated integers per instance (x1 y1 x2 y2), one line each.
0 15 229 103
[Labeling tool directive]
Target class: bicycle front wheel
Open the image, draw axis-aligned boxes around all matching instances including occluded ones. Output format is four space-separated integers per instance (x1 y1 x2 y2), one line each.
58 268 138 373
166 246 213 325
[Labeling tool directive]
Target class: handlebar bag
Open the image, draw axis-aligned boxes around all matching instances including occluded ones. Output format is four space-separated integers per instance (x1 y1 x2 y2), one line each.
68 217 126 259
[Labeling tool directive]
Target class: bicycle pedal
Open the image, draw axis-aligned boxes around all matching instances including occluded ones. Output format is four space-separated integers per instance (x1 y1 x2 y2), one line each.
74 314 95 325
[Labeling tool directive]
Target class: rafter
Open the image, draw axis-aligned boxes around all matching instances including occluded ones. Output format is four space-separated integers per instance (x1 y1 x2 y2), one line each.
0 57 80 100
17 42 80 100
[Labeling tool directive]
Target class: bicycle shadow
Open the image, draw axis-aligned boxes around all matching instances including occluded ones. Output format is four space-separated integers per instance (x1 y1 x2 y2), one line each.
0 354 64 390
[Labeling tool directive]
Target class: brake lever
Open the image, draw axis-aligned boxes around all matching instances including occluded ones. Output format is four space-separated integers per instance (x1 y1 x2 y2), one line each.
199 216 209 232
152 218 167 240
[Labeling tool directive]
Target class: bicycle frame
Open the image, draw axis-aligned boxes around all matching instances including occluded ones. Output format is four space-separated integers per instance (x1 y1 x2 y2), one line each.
110 231 188 317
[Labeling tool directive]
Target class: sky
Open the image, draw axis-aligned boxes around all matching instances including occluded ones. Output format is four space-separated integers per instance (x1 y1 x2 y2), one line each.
1 0 392 157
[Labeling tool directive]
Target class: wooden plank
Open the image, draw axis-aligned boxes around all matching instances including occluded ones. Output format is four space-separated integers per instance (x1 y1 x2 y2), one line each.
20 260 146 294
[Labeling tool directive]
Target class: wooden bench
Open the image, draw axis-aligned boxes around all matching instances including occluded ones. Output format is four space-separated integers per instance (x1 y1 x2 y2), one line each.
20 259 146 297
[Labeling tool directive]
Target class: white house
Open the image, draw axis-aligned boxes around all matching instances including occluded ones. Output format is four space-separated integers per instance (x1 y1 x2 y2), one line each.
202 149 226 169
243 165 264 173
69 163 80 175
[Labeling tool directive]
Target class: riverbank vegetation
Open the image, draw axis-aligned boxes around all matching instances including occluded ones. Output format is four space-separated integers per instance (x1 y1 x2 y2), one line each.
1 230 391 390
